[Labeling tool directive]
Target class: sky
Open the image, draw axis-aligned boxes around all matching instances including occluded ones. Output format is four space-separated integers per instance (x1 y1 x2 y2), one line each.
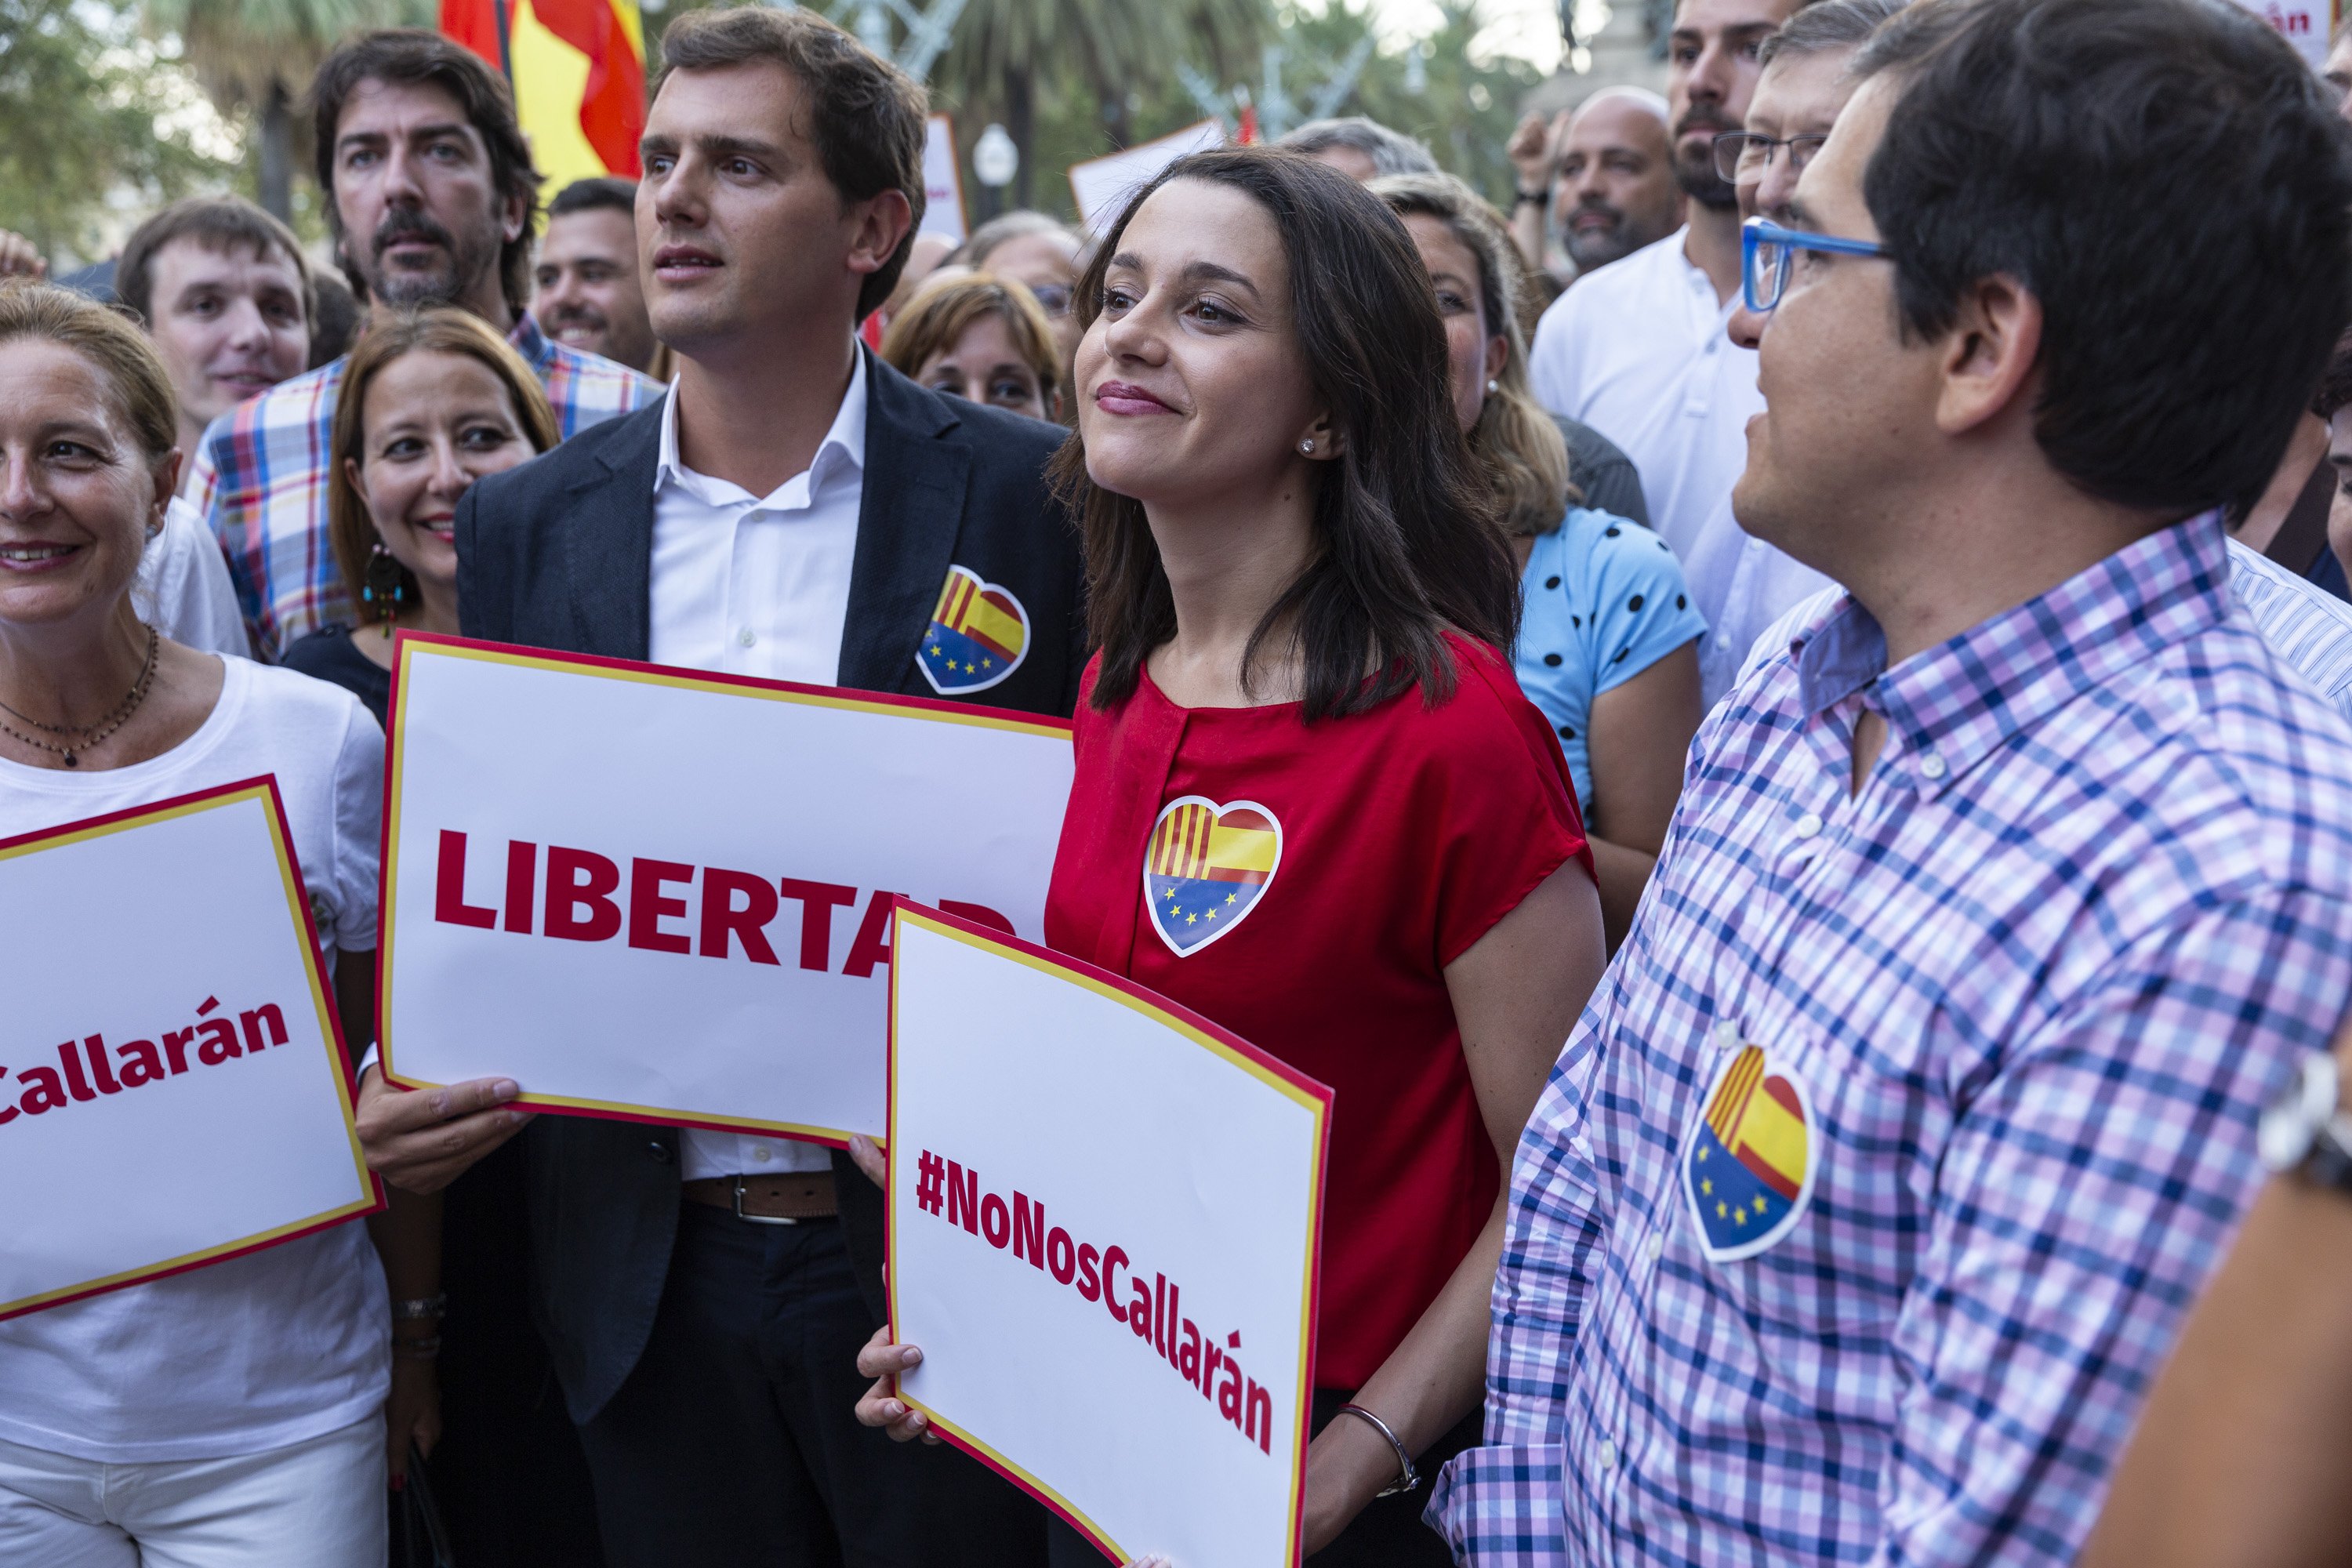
1361 0 1574 73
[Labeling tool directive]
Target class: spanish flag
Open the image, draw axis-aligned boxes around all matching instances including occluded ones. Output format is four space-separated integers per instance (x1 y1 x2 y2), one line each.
441 0 646 189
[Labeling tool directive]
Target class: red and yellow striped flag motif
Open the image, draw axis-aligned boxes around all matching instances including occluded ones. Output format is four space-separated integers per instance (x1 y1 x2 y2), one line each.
441 0 646 189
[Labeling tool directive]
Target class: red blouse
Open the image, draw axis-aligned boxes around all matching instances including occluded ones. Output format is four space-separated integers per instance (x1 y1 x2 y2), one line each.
1044 633 1592 1388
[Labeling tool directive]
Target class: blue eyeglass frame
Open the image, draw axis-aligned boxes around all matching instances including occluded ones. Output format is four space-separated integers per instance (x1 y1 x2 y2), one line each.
1741 216 1889 313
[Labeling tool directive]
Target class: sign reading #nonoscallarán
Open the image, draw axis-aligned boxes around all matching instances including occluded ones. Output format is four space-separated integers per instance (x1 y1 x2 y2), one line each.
377 634 1075 1143
0 780 379 1321
887 903 1331 1566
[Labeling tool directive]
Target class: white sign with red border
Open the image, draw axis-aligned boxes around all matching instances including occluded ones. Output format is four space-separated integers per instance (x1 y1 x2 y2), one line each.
887 903 1331 1566
377 634 1075 1144
0 779 378 1321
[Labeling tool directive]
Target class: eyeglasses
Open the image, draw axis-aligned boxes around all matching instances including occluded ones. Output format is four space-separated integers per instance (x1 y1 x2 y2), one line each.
1711 131 1831 185
1740 216 1890 313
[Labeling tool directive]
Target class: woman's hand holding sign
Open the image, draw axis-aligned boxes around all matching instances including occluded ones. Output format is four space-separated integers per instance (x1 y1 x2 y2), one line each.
355 1066 535 1193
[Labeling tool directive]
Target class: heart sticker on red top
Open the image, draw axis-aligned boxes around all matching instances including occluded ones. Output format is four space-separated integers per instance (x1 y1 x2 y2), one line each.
1142 797 1283 957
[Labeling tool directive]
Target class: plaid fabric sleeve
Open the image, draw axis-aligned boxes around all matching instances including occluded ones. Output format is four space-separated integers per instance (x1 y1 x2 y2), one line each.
1874 887 2352 1567
1425 1011 1621 1563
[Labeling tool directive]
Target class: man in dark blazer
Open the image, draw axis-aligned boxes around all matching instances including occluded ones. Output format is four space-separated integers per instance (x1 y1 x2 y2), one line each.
361 9 1072 1563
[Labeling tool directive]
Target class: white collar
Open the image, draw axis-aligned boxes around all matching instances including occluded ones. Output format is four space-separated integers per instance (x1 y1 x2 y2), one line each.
653 342 869 504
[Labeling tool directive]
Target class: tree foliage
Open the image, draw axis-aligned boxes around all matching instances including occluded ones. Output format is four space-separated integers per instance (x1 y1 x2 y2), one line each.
0 0 236 261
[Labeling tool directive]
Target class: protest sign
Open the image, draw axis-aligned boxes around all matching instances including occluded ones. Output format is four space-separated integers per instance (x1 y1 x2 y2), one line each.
378 634 1074 1144
887 903 1330 1566
0 780 378 1322
1069 120 1226 233
2230 0 2343 66
920 113 970 244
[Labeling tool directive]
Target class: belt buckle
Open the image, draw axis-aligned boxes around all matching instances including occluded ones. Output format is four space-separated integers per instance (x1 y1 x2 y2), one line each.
732 1174 800 1226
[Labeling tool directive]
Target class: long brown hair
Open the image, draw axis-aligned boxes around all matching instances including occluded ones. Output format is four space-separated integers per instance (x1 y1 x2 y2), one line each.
329 308 557 624
1372 172 1576 537
1049 147 1519 722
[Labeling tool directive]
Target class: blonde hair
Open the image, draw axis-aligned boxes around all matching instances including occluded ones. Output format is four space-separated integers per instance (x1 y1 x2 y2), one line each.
1370 172 1577 537
879 272 1061 410
0 281 178 461
329 308 558 624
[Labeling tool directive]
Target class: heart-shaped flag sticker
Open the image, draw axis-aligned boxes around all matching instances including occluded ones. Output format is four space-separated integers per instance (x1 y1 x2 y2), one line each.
1682 1043 1815 1262
1143 796 1283 957
918 564 1031 696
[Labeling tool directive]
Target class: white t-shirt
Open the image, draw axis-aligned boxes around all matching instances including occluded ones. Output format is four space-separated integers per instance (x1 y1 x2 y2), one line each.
136 498 252 661
0 656 389 1464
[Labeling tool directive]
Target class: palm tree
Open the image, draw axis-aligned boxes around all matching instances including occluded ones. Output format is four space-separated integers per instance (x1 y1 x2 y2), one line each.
142 0 430 222
930 0 1270 209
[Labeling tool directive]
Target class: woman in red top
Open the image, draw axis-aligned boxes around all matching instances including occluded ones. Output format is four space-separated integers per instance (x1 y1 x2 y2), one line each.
861 148 1607 1563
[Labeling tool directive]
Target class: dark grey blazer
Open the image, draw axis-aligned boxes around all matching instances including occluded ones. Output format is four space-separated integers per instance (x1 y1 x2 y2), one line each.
454 349 1087 1423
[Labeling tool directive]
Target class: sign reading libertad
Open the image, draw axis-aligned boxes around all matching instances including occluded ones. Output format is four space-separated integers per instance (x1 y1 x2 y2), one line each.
0 781 378 1320
377 634 1075 1142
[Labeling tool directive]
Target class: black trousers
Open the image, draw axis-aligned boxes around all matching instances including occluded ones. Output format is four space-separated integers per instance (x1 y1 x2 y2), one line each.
419 1135 606 1567
1044 1389 1479 1567
577 1201 1046 1568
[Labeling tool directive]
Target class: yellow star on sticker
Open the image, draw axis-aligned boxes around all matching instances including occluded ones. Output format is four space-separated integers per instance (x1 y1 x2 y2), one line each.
981 657 993 667
1225 893 1236 904
1697 1147 1709 1162
1185 912 1197 925
1700 1178 1713 1196
1715 1201 1727 1218
1733 1209 1748 1226
1206 909 1218 920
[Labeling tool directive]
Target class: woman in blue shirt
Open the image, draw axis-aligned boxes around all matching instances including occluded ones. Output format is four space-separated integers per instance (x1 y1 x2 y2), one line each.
1377 174 1705 942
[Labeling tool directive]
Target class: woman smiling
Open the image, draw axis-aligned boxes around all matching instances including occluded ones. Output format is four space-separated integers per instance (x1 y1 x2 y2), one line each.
281 310 557 723
0 281 431 1562
858 149 1610 1563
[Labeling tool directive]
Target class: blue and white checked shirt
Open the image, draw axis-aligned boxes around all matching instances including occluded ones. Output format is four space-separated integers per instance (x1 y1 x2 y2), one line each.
187 312 659 658
1431 515 2352 1566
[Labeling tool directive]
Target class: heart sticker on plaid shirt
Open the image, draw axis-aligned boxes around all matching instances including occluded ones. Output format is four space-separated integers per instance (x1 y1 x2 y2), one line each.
1143 797 1283 957
1683 1042 1816 1262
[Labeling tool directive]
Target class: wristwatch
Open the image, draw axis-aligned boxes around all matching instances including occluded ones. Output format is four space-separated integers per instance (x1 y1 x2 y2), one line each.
2258 1050 2352 1192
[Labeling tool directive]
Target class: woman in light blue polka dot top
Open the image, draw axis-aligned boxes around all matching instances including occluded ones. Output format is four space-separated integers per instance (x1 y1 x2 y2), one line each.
1378 172 1706 944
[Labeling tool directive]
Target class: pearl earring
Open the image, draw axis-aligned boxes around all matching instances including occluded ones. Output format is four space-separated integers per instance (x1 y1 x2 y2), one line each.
1486 379 1500 394
1299 438 1315 454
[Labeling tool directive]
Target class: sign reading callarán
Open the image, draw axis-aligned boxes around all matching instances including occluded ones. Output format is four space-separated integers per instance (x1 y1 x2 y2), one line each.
912 1148 1279 1454
886 905 1329 1566
0 779 378 1322
379 635 1074 1144
2 996 296 1123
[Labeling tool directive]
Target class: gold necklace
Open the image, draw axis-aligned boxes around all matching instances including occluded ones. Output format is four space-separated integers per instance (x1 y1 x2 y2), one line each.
0 625 162 768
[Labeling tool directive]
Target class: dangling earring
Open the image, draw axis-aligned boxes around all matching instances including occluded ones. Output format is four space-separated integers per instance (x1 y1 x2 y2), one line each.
361 543 408 638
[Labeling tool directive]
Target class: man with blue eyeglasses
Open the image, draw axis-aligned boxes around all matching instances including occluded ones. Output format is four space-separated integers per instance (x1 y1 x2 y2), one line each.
1431 2 2352 1566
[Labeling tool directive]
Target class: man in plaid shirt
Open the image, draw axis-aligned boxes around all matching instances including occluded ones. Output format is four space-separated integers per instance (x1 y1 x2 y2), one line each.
1429 2 2352 1563
187 31 658 659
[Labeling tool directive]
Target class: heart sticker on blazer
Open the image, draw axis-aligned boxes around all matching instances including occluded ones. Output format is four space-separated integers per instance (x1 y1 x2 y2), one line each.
1682 1043 1816 1262
1144 797 1283 957
918 565 1031 696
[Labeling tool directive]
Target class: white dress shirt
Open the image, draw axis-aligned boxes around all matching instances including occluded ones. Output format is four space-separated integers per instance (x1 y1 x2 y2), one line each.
648 350 867 1180
1680 492 1837 706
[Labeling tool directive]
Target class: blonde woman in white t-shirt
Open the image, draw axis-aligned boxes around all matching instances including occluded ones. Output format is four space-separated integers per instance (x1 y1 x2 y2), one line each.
0 281 438 1565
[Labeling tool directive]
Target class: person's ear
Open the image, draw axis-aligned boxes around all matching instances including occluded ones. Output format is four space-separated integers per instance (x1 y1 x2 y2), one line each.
847 190 917 282
1483 332 1509 390
1933 272 2042 438
1293 412 1345 463
501 186 529 246
343 455 368 510
147 449 180 537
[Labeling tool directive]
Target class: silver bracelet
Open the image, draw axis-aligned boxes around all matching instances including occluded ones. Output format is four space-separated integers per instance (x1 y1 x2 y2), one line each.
391 1294 447 1322
1336 1403 1420 1496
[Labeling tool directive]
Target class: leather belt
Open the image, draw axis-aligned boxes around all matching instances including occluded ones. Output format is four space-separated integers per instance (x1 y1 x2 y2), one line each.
682 1171 837 1225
